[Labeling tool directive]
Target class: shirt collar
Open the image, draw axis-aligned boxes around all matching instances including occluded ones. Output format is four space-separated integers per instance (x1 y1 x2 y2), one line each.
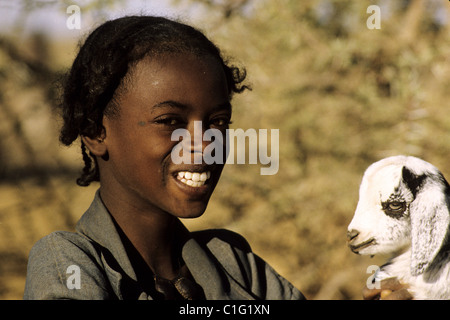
75 189 138 282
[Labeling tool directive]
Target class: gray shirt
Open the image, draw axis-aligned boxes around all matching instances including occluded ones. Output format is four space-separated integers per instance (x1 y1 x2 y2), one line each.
23 191 305 300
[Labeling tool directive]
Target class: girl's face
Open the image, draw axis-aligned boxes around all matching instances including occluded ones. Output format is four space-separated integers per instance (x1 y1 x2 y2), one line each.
101 53 231 219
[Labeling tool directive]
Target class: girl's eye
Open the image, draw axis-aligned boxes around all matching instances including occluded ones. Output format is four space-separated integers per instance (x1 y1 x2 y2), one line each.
210 117 232 127
154 116 184 126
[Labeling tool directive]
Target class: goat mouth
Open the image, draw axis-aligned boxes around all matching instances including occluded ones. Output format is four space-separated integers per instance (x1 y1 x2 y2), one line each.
349 238 375 254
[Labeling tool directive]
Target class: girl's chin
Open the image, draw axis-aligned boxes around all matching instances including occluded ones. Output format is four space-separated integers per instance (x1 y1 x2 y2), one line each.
165 172 217 216
169 193 212 219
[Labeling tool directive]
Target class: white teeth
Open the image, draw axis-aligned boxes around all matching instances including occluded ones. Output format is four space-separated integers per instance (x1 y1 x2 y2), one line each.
176 171 211 188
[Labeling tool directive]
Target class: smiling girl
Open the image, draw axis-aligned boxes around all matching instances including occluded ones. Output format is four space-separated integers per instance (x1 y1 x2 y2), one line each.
23 16 304 300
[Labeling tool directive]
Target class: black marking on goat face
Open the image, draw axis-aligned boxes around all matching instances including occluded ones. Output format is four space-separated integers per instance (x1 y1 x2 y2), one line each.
378 167 424 220
402 166 426 198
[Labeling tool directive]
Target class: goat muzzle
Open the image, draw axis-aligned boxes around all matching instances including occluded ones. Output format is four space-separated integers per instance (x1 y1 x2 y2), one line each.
347 229 360 242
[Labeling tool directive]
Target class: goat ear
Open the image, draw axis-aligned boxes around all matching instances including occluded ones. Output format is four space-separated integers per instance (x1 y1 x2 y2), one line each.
404 167 450 276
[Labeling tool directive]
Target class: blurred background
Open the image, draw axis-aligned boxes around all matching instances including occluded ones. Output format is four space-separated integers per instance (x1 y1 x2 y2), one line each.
0 0 449 300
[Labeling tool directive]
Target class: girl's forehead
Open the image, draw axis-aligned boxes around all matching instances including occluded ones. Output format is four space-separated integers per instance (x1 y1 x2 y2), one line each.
125 53 227 93
133 53 223 77
116 53 229 113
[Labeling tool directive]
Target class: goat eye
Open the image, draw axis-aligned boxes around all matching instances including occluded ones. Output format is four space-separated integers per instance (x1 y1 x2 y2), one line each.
382 201 407 218
388 202 404 211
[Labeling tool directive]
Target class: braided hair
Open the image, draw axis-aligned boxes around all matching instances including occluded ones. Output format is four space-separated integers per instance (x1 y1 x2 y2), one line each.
59 16 249 186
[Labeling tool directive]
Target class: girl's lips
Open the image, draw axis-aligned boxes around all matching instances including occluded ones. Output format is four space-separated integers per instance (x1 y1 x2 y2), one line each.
176 170 211 187
171 169 214 198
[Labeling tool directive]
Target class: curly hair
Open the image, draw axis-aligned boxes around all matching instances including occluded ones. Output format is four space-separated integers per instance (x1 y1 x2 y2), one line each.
59 15 249 186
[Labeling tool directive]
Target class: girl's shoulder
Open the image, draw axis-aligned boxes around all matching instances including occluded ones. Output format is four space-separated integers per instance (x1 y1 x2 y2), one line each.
24 231 112 299
28 230 101 263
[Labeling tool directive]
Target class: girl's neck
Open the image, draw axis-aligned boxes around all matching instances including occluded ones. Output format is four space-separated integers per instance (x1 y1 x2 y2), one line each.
99 186 188 279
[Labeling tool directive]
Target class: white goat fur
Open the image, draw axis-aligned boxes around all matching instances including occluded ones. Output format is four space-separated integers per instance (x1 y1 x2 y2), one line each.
347 155 450 299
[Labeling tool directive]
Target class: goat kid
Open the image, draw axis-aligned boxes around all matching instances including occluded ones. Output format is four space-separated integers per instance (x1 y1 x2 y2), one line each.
347 155 450 299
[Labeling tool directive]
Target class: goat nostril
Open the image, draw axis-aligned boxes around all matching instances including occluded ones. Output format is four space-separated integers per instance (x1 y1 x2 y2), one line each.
347 229 360 241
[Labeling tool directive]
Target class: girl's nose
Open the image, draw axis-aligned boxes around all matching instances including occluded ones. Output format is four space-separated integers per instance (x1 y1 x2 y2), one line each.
189 121 207 153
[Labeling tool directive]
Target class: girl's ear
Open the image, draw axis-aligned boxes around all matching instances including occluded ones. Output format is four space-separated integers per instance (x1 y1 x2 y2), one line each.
81 134 107 157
